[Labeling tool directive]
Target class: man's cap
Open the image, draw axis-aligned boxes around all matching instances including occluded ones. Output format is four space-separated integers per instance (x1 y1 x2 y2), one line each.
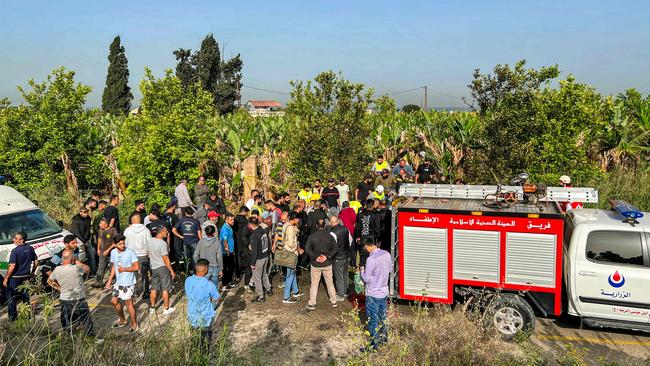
328 178 335 183
207 210 219 219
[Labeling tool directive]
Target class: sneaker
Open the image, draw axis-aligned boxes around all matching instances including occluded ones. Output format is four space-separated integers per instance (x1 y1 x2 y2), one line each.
336 295 347 302
227 283 238 289
265 289 273 297
282 298 298 304
253 296 266 303
277 283 286 289
149 307 156 315
162 307 175 315
244 285 253 293
306 304 316 311
292 292 305 298
221 286 229 292
331 302 338 308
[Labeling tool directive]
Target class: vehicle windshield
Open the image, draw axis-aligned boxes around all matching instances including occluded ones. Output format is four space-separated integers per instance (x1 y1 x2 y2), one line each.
0 209 62 245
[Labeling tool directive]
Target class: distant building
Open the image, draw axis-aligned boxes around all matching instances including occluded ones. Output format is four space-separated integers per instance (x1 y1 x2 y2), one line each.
244 100 284 117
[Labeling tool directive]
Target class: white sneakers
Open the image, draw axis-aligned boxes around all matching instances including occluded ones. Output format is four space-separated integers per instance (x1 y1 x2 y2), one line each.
149 307 176 315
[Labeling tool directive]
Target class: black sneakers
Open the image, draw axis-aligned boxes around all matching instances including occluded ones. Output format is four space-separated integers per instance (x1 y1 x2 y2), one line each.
253 296 266 303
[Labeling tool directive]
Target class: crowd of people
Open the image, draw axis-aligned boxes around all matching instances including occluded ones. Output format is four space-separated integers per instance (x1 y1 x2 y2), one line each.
2 154 434 351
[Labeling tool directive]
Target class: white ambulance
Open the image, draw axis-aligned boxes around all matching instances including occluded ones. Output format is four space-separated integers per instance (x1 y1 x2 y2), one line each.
0 186 69 275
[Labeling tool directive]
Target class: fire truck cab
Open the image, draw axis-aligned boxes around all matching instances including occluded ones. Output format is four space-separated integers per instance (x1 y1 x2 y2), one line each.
390 184 650 340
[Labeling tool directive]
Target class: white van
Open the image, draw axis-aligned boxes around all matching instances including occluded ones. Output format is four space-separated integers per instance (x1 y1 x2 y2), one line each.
0 186 70 275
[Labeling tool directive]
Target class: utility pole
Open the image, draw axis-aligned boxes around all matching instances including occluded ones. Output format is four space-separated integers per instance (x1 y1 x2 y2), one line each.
423 86 428 111
237 80 242 107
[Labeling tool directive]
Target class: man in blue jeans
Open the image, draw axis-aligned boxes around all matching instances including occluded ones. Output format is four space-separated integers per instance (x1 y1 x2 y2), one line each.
360 238 392 352
3 232 38 321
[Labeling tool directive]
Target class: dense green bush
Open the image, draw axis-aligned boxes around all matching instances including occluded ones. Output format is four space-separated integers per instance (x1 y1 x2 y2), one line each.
1 62 649 208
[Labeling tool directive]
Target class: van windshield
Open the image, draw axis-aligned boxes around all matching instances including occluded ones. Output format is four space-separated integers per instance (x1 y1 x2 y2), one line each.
0 209 62 245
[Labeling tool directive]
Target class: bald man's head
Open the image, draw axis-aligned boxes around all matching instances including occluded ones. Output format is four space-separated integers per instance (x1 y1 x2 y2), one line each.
131 214 141 224
62 249 74 264
329 216 339 226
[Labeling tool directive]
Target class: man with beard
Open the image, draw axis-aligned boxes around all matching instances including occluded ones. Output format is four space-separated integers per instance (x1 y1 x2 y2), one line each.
415 156 435 184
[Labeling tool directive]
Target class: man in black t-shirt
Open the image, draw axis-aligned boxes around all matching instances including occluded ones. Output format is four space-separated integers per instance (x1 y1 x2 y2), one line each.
104 194 121 233
415 158 435 184
321 179 340 209
355 175 373 204
128 200 147 226
162 201 181 268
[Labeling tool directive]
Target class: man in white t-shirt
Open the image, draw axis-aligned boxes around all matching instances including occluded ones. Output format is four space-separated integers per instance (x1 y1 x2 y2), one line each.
336 177 350 206
106 234 140 332
147 225 176 315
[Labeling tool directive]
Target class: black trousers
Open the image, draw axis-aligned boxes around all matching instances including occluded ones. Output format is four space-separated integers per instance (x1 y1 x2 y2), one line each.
60 298 95 337
222 253 236 285
239 249 252 285
193 326 213 351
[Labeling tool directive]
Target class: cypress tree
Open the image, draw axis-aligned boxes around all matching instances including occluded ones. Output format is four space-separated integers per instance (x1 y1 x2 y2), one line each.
173 33 243 114
102 35 133 115
195 34 221 97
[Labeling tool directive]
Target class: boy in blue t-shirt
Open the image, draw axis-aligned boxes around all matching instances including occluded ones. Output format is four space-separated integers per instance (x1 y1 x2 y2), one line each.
185 258 220 349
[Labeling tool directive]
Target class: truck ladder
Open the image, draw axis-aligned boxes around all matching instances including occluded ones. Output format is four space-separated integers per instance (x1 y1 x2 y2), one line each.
398 183 599 203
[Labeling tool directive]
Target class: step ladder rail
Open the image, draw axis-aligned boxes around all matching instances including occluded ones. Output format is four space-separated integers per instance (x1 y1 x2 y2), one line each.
399 184 598 203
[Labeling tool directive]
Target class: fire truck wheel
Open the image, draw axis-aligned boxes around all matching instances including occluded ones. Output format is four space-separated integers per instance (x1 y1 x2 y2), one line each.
483 294 535 341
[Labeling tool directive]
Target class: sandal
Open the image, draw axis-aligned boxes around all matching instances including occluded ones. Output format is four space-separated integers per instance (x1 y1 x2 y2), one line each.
112 321 127 328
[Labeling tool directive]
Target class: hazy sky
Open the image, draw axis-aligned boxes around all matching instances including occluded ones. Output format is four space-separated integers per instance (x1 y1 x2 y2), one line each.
1 1 649 108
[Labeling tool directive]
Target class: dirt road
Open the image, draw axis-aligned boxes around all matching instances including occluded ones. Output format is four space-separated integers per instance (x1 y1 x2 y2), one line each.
6 273 650 365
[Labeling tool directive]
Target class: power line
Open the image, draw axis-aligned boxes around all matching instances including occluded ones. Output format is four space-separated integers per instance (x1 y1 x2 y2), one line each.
241 84 291 95
242 83 465 102
385 87 423 96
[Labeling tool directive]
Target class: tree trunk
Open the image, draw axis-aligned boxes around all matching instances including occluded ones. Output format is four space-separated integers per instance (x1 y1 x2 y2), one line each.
60 152 79 198
106 154 126 196
242 155 257 202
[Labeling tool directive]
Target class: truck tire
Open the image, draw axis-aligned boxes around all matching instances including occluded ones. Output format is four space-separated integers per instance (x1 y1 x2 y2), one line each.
483 293 535 341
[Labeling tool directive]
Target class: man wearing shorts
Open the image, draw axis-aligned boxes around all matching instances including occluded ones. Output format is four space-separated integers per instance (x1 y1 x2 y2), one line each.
147 224 176 315
105 234 140 332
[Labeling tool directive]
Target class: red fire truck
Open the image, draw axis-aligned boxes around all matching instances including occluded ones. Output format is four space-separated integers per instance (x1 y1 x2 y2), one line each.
390 184 650 340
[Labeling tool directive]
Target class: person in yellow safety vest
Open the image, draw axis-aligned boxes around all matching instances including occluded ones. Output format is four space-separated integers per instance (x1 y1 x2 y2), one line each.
298 183 313 204
369 185 386 202
348 200 362 214
371 155 389 175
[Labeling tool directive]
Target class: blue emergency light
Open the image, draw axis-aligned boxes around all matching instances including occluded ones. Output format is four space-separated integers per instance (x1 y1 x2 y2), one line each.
609 199 644 220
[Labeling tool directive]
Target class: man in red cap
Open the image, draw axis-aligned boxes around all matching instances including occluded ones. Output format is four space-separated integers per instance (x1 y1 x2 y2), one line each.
202 210 219 237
